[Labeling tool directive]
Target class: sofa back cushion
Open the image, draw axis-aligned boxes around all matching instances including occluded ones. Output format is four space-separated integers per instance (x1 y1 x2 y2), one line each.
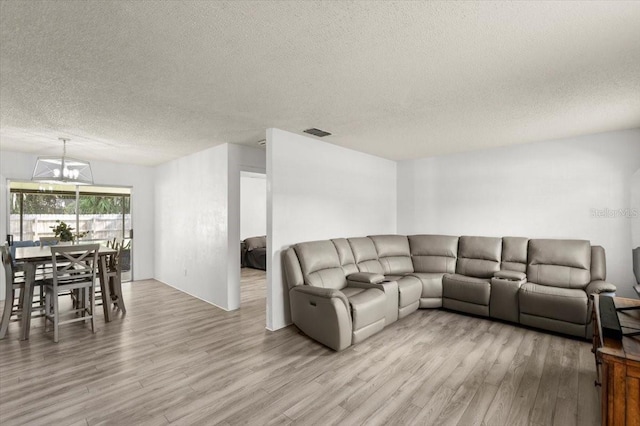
501 237 529 273
369 235 413 275
408 235 458 273
590 246 606 281
634 247 640 285
456 236 502 278
527 239 591 289
294 240 347 289
331 238 359 276
348 237 384 274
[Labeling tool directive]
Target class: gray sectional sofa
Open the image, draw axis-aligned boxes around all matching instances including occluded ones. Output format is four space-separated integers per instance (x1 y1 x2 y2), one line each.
283 234 617 351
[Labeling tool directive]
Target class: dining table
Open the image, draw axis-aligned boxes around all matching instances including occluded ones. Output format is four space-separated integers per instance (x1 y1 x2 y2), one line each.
14 244 118 340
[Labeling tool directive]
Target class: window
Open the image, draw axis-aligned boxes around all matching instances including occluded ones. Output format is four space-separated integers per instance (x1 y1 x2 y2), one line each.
8 181 133 281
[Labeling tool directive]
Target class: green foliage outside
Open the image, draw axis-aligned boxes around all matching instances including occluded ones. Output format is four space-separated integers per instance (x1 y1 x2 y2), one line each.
11 192 130 215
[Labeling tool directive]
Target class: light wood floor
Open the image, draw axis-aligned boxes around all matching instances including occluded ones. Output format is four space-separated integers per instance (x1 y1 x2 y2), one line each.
0 268 600 425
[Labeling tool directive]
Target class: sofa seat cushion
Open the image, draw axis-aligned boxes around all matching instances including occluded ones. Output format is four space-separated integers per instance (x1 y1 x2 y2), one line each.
409 273 444 299
346 288 387 330
396 276 422 308
442 274 491 306
519 283 589 325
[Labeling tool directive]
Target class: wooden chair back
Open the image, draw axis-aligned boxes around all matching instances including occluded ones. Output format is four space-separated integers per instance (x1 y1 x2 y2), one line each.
50 244 100 288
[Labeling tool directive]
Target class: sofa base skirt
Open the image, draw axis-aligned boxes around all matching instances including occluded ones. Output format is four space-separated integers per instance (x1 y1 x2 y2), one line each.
519 313 587 339
419 298 442 309
399 301 419 319
443 298 489 317
352 318 385 344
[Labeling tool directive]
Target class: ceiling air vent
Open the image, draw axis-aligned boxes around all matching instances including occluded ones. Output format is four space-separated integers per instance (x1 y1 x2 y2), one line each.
303 128 332 137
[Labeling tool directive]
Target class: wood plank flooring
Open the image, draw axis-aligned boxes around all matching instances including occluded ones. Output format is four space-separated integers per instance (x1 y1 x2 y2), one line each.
0 268 600 425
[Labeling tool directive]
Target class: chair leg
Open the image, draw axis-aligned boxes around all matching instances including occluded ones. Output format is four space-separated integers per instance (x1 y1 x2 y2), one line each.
44 288 51 332
90 286 96 334
17 287 25 317
53 290 59 343
0 288 15 339
110 275 126 314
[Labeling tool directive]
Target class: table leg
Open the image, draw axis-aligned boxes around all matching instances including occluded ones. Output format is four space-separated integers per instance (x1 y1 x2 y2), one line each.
20 263 35 341
100 255 112 322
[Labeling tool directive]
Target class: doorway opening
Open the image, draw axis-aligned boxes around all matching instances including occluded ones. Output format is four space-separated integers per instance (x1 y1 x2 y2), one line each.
239 171 266 306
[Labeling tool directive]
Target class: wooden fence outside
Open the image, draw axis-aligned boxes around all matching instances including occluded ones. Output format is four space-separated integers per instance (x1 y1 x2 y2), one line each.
9 214 131 242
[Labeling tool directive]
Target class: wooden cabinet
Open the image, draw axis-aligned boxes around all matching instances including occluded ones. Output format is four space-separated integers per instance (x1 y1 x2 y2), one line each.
593 295 640 426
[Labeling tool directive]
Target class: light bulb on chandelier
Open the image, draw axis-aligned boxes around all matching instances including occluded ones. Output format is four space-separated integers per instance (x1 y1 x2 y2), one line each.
31 137 94 185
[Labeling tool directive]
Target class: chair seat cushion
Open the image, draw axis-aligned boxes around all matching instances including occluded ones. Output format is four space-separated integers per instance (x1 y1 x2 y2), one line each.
396 276 422 308
519 282 589 325
409 272 444 299
347 288 386 330
442 274 490 305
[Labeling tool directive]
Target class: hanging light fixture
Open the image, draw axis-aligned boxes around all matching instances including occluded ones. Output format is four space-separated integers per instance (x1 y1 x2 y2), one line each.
31 138 94 185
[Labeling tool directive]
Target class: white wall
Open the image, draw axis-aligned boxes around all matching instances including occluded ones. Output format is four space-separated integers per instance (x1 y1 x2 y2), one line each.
154 143 265 311
0 149 155 299
631 169 640 249
398 128 640 297
240 173 266 240
267 128 397 330
154 144 229 308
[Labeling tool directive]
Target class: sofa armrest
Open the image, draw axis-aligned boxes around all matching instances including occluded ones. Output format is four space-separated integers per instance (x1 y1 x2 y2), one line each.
347 272 386 284
585 280 617 296
291 285 349 309
289 286 352 351
493 270 526 281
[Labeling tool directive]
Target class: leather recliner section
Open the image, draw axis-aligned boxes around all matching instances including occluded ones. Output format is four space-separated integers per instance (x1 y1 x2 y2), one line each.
348 288 387 343
348 237 385 274
368 235 421 317
455 236 502 278
442 236 500 317
369 234 414 275
501 236 529 273
287 241 388 350
409 235 458 274
408 235 458 308
526 239 591 289
442 274 491 317
285 234 617 351
520 239 593 338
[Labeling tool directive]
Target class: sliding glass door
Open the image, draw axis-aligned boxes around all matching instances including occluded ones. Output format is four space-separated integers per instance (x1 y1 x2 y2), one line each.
8 181 132 281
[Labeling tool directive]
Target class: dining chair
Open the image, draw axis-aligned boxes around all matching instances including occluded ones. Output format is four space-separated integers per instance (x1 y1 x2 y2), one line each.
39 237 60 246
0 245 45 339
1 245 23 339
106 246 126 313
38 237 61 286
43 244 99 343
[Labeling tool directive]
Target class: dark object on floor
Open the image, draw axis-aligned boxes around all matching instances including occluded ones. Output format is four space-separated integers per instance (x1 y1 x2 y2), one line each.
242 236 266 270
599 295 622 340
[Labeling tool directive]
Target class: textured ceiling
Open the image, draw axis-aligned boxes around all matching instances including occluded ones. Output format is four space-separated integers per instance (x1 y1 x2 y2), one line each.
1 1 639 166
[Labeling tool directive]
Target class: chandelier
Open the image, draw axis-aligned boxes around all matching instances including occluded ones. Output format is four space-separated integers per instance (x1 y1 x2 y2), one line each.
31 138 94 185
